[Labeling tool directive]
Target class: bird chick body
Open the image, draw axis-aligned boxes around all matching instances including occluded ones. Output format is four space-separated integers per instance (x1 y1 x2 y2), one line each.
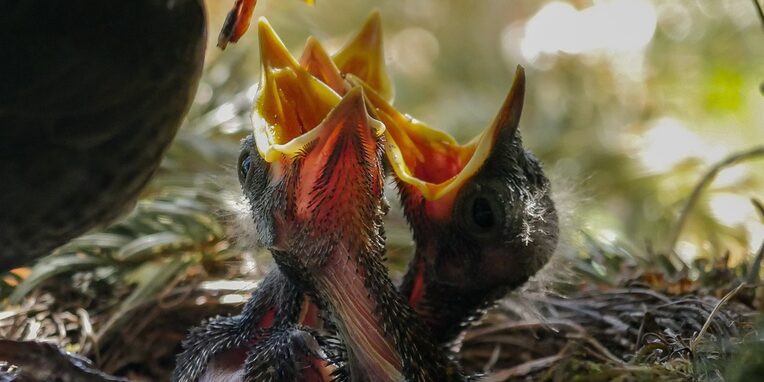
391 69 559 343
176 14 558 381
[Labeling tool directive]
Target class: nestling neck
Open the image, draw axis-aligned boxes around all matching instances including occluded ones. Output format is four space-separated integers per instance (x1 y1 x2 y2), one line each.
305 238 463 381
315 247 403 381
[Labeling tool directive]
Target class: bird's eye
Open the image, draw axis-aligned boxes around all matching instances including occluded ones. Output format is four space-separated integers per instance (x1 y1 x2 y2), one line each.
471 196 496 229
457 183 506 238
238 150 252 183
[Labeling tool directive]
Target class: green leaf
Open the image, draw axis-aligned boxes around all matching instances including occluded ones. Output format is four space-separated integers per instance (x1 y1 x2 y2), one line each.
61 233 131 257
140 200 224 240
113 232 196 263
96 256 192 342
9 254 109 304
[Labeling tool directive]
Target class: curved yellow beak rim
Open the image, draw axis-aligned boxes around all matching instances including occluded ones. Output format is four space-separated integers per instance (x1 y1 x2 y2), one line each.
332 10 393 102
253 16 526 204
253 13 393 163
253 18 343 163
352 66 526 201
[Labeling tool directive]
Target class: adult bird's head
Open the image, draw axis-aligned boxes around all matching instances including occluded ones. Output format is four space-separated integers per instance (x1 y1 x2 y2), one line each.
366 67 559 294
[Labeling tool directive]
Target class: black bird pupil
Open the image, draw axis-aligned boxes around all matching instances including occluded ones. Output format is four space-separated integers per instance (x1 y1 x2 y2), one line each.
471 197 495 230
241 155 252 177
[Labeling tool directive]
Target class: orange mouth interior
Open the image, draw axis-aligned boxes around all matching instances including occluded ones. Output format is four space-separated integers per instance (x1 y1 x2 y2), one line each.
253 19 343 162
254 13 524 203
352 79 475 185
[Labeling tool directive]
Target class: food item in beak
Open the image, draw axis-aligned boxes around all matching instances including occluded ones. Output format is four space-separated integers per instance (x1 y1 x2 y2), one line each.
218 0 317 49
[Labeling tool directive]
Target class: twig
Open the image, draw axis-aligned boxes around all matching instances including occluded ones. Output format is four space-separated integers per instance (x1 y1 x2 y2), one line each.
753 198 764 221
667 146 764 253
689 282 745 353
749 199 764 284
481 354 565 381
746 239 764 285
567 332 626 365
462 319 587 341
753 0 764 34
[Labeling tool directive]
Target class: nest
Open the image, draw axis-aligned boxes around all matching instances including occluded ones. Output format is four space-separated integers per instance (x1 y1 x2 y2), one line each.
0 256 758 381
461 284 753 381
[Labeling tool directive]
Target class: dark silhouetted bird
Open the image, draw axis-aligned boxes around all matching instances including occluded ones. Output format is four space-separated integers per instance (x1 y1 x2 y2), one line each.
0 1 207 271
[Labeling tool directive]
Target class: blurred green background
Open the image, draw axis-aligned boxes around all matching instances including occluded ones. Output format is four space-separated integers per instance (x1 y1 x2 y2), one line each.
194 0 763 265
2 2 762 378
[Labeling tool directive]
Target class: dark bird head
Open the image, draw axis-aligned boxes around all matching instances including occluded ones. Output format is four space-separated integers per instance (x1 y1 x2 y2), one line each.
366 67 559 294
239 19 387 268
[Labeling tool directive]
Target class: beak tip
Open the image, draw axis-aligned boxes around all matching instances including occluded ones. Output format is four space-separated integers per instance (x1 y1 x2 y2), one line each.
331 87 368 131
369 9 383 25
258 18 299 70
514 65 526 94
357 10 384 45
344 86 365 102
257 18 276 51
486 63 527 142
257 17 271 33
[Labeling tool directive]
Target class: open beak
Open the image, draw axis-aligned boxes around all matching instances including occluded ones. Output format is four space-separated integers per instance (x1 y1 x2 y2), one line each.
296 11 392 102
331 10 393 102
252 18 342 163
291 86 386 222
287 11 526 204
255 14 526 207
253 19 386 223
352 66 526 202
299 37 347 95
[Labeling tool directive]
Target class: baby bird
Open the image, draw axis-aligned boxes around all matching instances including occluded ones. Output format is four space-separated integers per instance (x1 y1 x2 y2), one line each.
175 13 558 381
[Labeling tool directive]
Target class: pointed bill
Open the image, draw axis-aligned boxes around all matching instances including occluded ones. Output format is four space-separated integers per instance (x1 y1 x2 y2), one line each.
254 18 343 162
294 86 386 220
355 66 526 201
473 65 525 159
299 37 347 95
332 10 394 102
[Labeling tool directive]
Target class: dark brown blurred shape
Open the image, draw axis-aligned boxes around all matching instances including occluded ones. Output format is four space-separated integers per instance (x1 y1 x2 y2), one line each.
0 1 207 271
